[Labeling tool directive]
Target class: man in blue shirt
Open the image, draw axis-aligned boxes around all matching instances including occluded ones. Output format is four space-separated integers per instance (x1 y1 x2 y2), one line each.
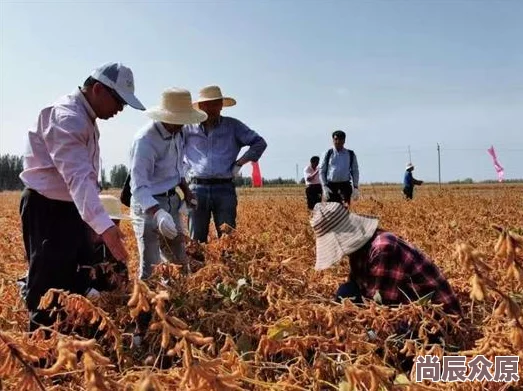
319 130 360 208
183 85 267 243
403 163 423 199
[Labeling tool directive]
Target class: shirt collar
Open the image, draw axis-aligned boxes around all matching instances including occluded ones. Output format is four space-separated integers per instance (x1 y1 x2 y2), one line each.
75 88 97 122
155 121 175 140
199 115 222 132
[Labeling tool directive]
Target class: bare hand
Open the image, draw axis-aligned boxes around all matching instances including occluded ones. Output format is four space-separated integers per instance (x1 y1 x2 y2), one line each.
101 225 128 262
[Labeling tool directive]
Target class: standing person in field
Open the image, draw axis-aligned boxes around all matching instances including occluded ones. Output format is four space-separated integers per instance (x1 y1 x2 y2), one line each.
304 156 322 211
130 88 207 280
310 202 462 316
319 130 360 208
19 62 145 331
183 85 267 243
403 163 423 200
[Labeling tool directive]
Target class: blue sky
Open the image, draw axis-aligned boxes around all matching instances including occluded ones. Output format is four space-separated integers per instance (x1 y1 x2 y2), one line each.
1 0 522 183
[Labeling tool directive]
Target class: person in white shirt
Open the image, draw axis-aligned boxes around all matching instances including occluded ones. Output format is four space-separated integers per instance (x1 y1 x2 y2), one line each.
304 156 322 210
129 88 207 281
19 62 145 331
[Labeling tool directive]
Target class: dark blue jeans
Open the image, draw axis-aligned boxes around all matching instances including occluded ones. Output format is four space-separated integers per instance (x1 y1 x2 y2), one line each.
188 183 238 243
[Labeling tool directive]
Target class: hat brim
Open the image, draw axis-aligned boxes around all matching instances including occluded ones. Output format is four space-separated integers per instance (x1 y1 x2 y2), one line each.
314 214 379 271
192 97 236 109
145 107 208 125
117 88 146 111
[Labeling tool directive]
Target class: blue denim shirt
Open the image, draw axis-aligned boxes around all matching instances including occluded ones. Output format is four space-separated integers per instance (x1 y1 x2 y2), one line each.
319 148 360 187
183 116 267 179
130 121 184 211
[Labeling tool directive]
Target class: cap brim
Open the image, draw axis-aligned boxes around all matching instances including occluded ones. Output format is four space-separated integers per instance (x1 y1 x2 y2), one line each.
145 107 208 125
118 89 146 111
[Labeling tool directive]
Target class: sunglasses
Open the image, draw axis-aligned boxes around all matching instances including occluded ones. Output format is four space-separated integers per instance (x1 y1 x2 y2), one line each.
104 85 127 107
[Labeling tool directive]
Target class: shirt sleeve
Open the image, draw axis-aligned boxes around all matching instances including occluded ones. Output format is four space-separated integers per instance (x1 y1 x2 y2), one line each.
366 238 405 304
42 111 113 235
233 119 268 162
319 149 330 186
350 152 360 188
130 137 159 211
303 166 310 180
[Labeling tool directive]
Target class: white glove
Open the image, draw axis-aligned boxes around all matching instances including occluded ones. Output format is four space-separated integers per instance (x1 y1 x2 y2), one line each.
352 188 360 201
154 209 178 239
322 186 332 201
232 163 242 178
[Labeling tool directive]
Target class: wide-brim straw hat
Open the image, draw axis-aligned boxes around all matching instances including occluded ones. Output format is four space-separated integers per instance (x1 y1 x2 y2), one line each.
146 88 208 125
406 163 414 170
192 85 236 109
99 195 131 221
310 202 379 271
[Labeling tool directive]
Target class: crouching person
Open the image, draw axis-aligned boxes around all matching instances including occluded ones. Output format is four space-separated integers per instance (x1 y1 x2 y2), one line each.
79 195 130 297
310 202 463 317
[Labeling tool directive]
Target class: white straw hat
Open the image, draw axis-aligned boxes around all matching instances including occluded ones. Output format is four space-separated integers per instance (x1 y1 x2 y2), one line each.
406 163 414 170
146 88 208 125
192 85 236 108
99 195 131 221
90 62 145 110
310 203 379 271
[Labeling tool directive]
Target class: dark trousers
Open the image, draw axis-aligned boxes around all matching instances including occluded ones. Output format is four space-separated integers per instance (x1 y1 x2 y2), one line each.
20 189 93 331
326 181 353 206
305 184 322 210
188 183 238 243
403 186 414 200
335 280 363 304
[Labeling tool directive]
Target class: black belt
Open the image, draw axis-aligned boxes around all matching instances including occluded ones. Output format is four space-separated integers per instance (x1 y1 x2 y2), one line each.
191 177 233 185
153 186 179 197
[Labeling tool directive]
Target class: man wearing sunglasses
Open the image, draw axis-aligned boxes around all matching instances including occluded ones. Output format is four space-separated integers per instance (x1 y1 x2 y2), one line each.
19 62 145 331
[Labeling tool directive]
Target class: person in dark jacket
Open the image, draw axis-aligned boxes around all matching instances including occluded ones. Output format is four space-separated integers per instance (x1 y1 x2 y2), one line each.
403 163 423 200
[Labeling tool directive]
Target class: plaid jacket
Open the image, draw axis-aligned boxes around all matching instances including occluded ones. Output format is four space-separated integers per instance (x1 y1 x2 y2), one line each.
350 230 462 316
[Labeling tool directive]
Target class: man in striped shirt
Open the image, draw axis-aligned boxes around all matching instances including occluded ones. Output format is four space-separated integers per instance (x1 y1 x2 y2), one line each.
19 62 145 331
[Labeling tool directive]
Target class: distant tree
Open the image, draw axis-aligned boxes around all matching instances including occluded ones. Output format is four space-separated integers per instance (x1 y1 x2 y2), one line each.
100 168 111 190
0 154 24 191
110 164 129 188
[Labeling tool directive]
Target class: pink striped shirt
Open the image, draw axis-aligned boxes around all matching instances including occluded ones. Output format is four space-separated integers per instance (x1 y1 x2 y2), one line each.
20 89 113 235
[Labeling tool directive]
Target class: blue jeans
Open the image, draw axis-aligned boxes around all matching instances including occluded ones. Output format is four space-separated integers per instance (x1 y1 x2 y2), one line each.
188 183 237 243
131 193 186 280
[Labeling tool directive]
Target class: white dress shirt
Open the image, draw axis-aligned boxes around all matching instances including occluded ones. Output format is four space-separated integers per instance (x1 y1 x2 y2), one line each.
304 165 321 185
130 121 185 211
19 88 113 235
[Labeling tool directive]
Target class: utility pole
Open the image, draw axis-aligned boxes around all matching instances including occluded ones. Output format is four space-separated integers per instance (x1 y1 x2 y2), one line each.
295 163 299 183
437 143 441 188
408 145 412 163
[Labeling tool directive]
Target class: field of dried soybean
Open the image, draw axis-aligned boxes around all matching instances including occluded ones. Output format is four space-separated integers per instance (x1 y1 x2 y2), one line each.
1 184 523 390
